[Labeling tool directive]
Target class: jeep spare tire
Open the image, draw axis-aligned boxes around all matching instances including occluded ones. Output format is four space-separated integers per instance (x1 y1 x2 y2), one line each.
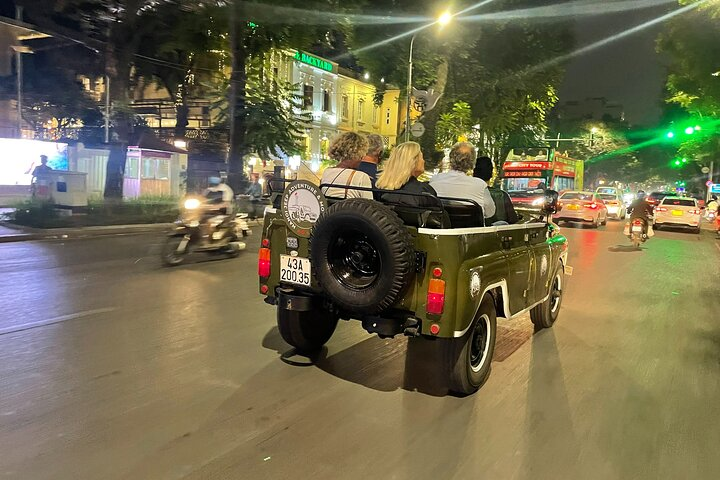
310 199 416 314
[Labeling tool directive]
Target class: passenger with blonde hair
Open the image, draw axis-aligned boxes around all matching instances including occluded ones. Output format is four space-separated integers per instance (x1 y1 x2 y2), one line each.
321 132 373 199
376 142 438 208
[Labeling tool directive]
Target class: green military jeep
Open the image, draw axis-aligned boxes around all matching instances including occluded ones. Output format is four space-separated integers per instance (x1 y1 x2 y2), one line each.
258 180 569 395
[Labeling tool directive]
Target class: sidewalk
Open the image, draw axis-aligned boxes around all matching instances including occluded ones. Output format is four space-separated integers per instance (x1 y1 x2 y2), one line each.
0 222 173 243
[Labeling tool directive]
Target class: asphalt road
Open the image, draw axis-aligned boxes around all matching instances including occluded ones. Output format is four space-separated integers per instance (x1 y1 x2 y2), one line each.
1 220 719 479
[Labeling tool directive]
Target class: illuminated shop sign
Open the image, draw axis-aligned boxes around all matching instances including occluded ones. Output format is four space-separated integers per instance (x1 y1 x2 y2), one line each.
293 51 335 73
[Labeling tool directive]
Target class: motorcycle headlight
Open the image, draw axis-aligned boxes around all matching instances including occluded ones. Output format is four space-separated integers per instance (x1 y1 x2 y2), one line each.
184 198 201 210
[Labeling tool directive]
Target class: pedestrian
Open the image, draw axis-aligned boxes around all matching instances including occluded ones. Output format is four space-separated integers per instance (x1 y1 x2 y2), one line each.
32 155 53 178
430 142 496 219
321 132 373 199
246 174 263 201
358 133 384 185
376 141 439 208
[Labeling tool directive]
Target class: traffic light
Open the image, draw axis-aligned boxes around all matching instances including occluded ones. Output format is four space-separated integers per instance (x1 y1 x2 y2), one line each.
666 131 675 139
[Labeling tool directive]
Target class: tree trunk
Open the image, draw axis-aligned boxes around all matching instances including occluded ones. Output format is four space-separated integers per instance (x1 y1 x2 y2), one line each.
227 1 248 190
175 101 189 138
103 43 133 200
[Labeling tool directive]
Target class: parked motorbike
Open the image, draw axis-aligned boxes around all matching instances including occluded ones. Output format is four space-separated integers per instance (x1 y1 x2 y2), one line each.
624 218 652 248
162 195 251 266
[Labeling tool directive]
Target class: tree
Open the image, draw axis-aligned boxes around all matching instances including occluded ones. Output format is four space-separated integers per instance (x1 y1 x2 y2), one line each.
658 0 720 167
436 101 472 148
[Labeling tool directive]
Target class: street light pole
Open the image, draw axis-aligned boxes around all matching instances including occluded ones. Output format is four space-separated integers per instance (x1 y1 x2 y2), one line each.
15 5 23 138
405 34 416 143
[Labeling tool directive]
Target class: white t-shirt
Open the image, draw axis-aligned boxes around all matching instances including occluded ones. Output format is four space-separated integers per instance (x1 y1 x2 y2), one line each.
204 183 235 202
321 168 373 199
430 170 496 218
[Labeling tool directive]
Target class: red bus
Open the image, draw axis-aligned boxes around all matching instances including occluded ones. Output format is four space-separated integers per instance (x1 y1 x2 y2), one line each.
501 148 584 205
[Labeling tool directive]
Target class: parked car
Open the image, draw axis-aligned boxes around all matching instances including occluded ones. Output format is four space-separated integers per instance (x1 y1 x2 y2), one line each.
554 191 609 228
596 191 627 220
653 196 702 233
258 180 569 395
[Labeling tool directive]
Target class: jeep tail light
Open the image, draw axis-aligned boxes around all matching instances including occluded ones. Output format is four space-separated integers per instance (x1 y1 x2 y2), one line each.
427 278 446 315
258 247 271 277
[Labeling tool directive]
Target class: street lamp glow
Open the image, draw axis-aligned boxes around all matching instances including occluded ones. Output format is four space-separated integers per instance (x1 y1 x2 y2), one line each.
437 11 452 26
591 127 599 134
363 72 370 80
694 125 701 131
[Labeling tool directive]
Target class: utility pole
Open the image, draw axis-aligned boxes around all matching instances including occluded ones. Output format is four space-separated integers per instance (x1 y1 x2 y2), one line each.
15 5 23 138
104 75 111 143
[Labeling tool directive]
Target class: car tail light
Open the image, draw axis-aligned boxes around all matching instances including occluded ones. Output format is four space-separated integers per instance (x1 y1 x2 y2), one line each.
427 278 446 315
585 203 599 210
655 207 667 212
258 247 271 277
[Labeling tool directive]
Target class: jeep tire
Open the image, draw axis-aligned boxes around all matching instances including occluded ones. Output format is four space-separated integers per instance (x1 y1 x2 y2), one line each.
277 307 338 353
444 295 497 395
311 199 415 315
530 262 564 329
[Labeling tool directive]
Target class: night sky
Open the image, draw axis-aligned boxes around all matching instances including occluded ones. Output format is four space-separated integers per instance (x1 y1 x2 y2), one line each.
559 2 674 126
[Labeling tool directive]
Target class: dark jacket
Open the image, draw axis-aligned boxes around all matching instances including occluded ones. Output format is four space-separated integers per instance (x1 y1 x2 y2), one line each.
357 161 378 186
628 198 653 220
380 177 440 208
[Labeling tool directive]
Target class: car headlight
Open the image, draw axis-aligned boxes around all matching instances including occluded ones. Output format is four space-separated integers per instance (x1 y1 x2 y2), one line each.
184 198 201 210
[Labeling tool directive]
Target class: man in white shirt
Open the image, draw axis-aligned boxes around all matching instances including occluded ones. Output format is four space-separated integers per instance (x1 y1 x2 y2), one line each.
204 176 235 214
430 142 496 218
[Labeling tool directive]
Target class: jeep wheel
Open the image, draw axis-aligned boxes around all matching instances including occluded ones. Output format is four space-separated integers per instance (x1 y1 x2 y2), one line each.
311 199 415 314
444 295 497 395
530 263 564 329
277 307 338 353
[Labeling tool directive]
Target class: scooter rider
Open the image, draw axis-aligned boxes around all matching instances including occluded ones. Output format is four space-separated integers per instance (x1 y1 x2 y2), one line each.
204 176 235 215
627 190 653 233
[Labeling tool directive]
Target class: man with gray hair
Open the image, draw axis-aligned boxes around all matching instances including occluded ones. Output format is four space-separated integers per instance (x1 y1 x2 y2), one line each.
430 142 496 218
358 133 384 184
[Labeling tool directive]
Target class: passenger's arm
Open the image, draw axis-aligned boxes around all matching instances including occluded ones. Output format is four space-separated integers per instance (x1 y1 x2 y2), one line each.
482 184 496 218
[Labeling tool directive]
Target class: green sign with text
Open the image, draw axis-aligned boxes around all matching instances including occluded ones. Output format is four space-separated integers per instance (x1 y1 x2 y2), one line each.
294 51 335 73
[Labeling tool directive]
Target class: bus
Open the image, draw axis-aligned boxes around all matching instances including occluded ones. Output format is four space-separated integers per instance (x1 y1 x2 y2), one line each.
500 148 584 205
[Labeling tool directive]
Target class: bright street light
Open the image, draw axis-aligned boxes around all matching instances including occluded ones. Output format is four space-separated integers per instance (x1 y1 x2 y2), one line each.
666 131 675 139
437 11 452 27
684 126 695 135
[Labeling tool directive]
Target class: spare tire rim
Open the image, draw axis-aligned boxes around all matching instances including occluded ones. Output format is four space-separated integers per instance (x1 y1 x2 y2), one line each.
470 314 491 372
328 230 381 290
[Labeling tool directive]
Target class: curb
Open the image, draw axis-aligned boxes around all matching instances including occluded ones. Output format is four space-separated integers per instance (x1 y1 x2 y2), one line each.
0 222 174 243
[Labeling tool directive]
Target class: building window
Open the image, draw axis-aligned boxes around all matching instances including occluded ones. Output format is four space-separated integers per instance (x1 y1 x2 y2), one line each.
342 95 349 119
372 106 378 124
303 84 314 109
322 90 330 112
386 108 391 125
156 159 170 180
141 158 155 179
358 99 365 122
125 157 139 179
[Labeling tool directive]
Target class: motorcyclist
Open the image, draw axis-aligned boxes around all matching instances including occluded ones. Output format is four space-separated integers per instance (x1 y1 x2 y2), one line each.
203 176 235 215
627 190 653 235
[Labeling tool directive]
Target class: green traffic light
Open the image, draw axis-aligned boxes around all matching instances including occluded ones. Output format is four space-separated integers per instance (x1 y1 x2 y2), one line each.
682 158 688 163
674 160 681 166
666 131 675 139
685 126 695 135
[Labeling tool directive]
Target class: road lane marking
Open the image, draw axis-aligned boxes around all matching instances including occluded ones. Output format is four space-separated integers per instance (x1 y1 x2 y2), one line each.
0 307 116 336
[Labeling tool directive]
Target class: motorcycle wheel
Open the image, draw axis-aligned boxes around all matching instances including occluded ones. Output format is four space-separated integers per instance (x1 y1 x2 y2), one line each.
632 236 641 248
162 236 187 266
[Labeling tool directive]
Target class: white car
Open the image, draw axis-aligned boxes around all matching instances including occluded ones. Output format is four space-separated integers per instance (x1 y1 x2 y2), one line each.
597 191 627 219
555 191 609 228
653 196 701 233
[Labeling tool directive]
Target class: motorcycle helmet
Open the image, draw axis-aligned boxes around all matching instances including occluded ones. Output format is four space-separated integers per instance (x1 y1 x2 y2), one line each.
636 190 646 199
208 176 221 186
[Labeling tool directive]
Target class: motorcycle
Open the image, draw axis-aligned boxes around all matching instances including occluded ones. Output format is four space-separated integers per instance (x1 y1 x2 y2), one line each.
162 195 251 266
624 217 653 248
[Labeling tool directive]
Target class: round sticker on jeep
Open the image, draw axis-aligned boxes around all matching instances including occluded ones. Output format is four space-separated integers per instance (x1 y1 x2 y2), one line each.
281 180 328 238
